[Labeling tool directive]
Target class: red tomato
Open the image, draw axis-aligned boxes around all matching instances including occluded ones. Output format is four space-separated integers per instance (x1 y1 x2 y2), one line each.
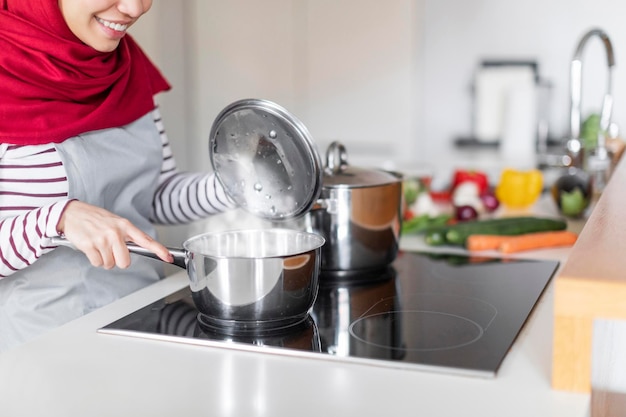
429 189 451 203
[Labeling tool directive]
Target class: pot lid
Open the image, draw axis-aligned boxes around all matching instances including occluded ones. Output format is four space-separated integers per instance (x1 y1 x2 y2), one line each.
322 141 400 188
209 99 323 220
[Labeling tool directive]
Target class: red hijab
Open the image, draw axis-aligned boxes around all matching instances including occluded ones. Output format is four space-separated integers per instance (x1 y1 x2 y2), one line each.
0 0 171 145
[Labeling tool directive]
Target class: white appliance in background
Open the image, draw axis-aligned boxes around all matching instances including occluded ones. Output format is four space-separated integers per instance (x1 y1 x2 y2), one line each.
473 62 539 167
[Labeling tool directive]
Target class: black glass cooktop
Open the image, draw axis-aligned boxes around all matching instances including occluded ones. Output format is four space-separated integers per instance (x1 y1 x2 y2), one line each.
99 251 558 378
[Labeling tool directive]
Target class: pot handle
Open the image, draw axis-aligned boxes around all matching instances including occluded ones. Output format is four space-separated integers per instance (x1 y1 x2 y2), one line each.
49 236 188 269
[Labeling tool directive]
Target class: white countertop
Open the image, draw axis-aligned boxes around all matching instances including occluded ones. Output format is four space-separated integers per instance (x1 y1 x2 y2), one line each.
0 215 591 417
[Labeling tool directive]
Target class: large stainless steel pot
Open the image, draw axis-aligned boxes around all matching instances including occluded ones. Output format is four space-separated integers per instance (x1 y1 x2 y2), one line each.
52 228 325 331
309 142 403 273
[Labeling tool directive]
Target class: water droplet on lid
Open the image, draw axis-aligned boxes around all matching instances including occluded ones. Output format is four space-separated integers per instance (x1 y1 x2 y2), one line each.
254 183 263 192
265 194 272 200
276 159 282 165
269 130 277 139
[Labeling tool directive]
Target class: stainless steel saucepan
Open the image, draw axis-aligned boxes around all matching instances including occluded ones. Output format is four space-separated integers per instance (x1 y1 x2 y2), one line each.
52 228 325 330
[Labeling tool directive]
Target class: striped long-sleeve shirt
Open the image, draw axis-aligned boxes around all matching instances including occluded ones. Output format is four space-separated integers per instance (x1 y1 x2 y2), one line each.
0 108 233 278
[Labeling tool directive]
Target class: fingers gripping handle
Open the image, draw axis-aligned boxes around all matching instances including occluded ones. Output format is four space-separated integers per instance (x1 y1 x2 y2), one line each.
49 236 187 269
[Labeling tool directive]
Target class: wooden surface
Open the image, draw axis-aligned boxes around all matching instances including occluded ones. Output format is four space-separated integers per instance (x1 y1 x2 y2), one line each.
592 390 626 417
552 155 626 393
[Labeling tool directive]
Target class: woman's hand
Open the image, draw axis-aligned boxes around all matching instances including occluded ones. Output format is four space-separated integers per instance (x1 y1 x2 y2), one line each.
56 200 173 269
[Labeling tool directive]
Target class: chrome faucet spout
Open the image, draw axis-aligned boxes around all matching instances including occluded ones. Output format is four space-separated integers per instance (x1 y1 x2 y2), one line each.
567 28 615 169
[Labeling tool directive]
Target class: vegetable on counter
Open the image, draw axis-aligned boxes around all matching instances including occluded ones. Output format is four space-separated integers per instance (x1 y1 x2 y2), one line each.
451 182 483 213
466 230 578 253
551 168 592 218
402 177 425 207
451 169 489 195
495 168 543 208
429 189 452 203
581 113 601 150
401 213 452 235
402 176 440 220
480 193 500 212
455 205 479 222
449 169 499 221
424 216 567 247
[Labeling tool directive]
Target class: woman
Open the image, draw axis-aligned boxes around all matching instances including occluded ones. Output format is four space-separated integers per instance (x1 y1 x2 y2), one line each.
0 0 234 350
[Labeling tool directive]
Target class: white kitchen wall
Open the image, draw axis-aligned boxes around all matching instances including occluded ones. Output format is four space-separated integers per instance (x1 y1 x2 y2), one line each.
132 0 626 241
188 0 301 175
133 0 421 173
132 1 189 172
297 0 420 168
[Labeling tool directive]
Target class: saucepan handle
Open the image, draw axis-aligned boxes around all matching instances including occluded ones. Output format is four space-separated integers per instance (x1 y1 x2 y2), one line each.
49 236 188 269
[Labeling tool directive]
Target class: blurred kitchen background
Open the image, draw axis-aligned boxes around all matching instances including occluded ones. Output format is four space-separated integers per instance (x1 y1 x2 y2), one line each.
131 0 626 243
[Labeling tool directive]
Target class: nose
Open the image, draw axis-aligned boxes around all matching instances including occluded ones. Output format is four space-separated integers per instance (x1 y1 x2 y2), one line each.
116 0 151 18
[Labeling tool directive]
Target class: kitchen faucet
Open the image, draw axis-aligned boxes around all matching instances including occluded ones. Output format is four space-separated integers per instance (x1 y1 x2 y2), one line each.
566 28 615 190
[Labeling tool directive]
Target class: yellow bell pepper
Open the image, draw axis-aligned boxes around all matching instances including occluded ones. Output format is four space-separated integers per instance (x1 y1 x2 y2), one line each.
495 168 543 208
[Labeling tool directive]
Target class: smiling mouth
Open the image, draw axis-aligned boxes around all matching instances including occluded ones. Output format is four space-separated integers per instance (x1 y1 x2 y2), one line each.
95 16 129 32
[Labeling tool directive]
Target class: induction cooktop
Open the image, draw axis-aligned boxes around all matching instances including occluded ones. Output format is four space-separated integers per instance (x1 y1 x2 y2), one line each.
99 251 558 378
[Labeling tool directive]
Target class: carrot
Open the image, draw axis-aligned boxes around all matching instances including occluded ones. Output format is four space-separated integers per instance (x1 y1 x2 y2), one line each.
499 230 578 253
466 231 578 253
465 235 510 251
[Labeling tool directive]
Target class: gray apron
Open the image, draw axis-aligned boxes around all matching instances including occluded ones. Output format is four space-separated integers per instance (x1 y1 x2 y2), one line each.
0 112 164 351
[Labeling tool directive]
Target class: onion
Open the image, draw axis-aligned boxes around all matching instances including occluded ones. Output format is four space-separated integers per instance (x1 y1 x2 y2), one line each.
480 192 500 212
455 205 479 222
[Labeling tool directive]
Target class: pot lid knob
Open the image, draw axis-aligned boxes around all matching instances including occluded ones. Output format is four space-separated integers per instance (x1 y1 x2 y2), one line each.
323 141 400 187
325 141 349 175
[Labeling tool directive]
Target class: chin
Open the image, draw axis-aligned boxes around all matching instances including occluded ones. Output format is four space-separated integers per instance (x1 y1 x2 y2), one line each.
92 40 122 53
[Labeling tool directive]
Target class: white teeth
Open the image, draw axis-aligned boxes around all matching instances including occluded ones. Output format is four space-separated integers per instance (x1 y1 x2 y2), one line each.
96 17 128 32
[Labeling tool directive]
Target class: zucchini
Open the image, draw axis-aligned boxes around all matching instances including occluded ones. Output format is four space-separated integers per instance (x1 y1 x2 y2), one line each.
424 216 567 247
425 217 516 246
424 228 447 246
402 213 452 235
